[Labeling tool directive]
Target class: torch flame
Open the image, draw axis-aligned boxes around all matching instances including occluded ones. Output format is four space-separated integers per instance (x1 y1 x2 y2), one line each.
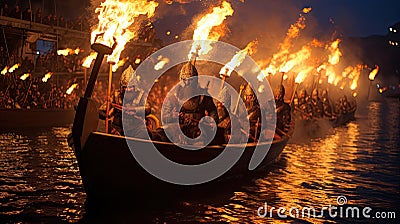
328 39 342 65
279 45 311 73
219 39 258 77
20 73 31 80
263 7 311 76
82 52 98 68
368 65 379 81
8 63 20 73
295 66 313 83
66 83 78 95
154 56 170 70
349 64 363 90
112 57 129 72
90 0 158 64
42 72 53 82
57 47 81 56
1 66 9 75
188 1 234 60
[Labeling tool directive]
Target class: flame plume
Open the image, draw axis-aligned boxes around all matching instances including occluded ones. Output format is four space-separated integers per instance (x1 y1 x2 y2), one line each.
219 39 258 77
327 39 342 65
258 7 311 80
188 1 234 60
279 45 312 73
91 0 158 64
295 66 313 84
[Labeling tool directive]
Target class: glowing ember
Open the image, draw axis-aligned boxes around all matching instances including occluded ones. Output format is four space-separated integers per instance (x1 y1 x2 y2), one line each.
66 83 78 95
188 1 234 60
353 92 357 97
112 57 129 72
82 52 98 68
154 56 170 70
90 0 158 64
135 57 141 64
57 47 81 56
302 7 312 13
20 73 31 80
166 31 171 35
42 72 53 82
219 40 258 77
8 63 20 73
368 65 379 81
258 84 265 93
1 66 8 75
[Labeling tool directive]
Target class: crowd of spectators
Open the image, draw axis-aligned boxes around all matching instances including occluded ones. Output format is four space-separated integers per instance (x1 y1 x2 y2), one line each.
1 3 89 31
0 74 109 110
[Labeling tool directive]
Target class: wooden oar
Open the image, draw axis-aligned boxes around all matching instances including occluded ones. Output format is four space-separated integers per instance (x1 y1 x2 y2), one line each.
71 43 113 152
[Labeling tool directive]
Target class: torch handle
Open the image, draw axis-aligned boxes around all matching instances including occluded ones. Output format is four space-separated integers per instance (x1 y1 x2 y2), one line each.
84 52 106 98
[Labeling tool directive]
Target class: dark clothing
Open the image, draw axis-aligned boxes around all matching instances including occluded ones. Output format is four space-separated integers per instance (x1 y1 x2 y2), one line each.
275 100 291 132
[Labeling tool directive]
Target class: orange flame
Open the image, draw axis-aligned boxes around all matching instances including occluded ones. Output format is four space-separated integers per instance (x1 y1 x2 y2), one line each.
295 66 313 83
42 72 53 82
279 45 311 73
349 64 363 90
219 39 258 77
57 47 81 56
154 56 170 70
8 63 20 73
328 39 342 65
368 65 379 81
112 57 129 72
82 52 98 68
188 1 234 60
91 0 158 64
1 66 8 75
263 7 311 76
66 83 78 95
20 73 30 80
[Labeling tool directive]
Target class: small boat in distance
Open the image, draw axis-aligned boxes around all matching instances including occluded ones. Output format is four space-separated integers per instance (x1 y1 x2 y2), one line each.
0 109 74 130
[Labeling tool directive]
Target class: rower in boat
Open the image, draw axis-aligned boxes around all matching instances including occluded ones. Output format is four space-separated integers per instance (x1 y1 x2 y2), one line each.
274 85 291 139
238 84 262 142
154 62 219 145
310 88 324 118
321 89 335 119
99 65 151 137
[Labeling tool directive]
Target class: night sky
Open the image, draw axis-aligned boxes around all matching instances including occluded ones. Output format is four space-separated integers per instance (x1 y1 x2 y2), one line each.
6 0 400 40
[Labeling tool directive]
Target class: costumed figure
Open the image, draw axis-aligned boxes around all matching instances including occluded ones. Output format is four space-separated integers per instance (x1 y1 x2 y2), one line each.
99 65 151 138
321 89 334 118
310 88 324 118
239 84 262 142
274 85 291 138
157 62 219 145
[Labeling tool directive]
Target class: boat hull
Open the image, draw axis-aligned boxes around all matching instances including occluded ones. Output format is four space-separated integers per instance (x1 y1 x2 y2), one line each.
77 131 291 206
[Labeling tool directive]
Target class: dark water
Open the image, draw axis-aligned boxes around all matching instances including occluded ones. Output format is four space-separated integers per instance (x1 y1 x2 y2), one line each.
0 98 399 223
